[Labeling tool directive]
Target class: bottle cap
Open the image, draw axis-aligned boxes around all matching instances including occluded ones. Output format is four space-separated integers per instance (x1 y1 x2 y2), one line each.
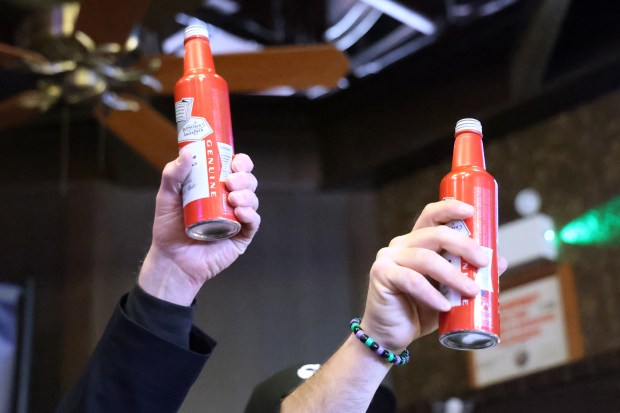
455 118 482 135
184 25 209 40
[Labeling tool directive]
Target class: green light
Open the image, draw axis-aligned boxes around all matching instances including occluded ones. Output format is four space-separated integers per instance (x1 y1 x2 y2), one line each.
559 196 620 245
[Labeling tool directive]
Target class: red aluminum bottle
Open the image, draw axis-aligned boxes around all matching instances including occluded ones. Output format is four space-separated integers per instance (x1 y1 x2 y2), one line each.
438 118 500 350
174 25 241 241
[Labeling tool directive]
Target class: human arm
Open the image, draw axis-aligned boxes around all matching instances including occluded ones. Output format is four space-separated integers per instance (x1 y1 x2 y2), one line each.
281 200 507 413
56 152 260 412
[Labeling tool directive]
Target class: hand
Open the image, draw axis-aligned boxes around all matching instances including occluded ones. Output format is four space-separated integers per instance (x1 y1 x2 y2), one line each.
138 151 260 306
361 199 507 351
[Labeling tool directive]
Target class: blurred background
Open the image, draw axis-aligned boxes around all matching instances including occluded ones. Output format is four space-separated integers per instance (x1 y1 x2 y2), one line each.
1 0 620 412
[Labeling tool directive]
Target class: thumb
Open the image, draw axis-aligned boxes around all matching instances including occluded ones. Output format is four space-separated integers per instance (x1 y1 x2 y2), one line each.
157 151 192 208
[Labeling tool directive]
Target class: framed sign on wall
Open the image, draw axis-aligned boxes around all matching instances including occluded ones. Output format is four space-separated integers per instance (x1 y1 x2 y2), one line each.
469 264 584 388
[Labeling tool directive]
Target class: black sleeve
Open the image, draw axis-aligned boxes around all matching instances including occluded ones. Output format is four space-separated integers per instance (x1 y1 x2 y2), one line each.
124 284 197 349
56 288 216 413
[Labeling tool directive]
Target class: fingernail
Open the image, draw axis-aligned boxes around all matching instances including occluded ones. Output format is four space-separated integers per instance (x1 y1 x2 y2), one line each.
459 204 474 214
441 300 452 312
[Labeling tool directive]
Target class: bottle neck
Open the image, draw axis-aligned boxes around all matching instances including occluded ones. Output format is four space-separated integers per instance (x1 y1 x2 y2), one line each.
452 130 486 169
184 35 215 72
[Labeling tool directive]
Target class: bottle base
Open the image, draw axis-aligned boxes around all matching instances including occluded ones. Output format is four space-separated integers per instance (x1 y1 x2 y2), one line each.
186 218 241 241
439 330 499 350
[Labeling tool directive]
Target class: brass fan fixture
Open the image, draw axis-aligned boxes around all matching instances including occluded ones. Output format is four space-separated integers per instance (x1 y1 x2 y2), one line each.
0 0 349 171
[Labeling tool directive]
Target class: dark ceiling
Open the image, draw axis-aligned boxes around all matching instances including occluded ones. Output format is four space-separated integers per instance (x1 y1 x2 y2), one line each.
2 0 620 189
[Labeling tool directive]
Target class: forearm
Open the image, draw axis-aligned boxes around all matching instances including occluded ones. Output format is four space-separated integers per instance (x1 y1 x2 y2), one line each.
281 334 391 413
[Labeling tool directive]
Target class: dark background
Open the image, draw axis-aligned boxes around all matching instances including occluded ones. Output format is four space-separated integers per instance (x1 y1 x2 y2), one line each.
1 0 620 411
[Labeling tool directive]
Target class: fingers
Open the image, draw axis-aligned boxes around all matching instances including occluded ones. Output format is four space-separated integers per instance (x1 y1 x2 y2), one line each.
373 257 453 312
226 171 258 192
413 200 474 230
231 153 254 173
235 206 261 228
226 154 259 214
390 225 490 269
498 255 508 275
228 189 259 210
378 247 480 302
227 153 260 244
234 207 261 245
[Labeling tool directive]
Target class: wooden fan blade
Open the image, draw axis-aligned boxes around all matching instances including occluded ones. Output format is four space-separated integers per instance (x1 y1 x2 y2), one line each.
75 0 152 45
153 44 349 94
0 42 48 70
94 95 177 171
0 90 45 132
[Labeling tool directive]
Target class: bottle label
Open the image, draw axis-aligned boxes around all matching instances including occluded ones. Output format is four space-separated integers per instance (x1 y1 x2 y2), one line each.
475 247 494 292
441 219 496 307
217 142 233 181
181 140 212 206
441 251 464 306
180 140 234 207
175 97 214 143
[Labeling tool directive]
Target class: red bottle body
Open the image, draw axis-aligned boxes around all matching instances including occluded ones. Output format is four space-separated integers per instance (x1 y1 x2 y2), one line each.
174 27 240 240
438 119 500 350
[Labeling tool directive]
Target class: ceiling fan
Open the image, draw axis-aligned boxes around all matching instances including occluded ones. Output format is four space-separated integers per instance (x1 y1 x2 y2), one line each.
0 0 349 171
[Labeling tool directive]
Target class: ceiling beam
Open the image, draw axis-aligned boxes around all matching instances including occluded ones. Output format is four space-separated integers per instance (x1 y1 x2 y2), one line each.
510 0 571 100
314 3 528 189
314 0 620 190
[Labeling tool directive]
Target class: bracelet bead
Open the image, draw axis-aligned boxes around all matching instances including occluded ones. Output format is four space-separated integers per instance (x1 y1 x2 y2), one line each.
349 318 411 366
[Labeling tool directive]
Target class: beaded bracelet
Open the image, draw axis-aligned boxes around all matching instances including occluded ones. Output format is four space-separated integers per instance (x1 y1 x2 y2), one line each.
349 318 410 365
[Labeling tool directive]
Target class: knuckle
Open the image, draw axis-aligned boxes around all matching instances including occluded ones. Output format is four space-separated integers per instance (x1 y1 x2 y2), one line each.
407 272 426 291
411 247 433 263
370 258 389 281
388 235 405 247
161 161 175 178
376 247 391 260
420 203 435 218
435 224 453 237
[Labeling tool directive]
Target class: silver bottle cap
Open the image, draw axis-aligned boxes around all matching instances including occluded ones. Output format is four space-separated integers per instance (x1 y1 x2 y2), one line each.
184 25 209 40
455 118 482 135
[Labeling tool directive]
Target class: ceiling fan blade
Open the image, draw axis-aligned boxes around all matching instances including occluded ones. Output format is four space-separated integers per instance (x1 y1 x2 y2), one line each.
94 94 177 171
153 44 349 94
0 42 48 71
0 90 46 132
74 0 152 45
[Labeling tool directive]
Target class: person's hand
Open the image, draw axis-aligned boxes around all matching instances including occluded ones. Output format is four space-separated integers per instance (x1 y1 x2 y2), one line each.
361 199 507 351
138 151 260 306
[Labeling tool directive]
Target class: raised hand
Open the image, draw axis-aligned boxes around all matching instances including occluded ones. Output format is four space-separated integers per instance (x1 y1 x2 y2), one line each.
361 199 507 351
138 151 260 306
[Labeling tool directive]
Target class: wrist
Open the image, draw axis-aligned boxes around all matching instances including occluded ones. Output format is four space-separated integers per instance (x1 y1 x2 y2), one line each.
138 246 200 306
344 333 394 370
351 318 411 365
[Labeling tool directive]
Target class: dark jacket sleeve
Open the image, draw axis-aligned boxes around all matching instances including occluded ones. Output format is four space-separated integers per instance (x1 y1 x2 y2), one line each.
56 288 216 413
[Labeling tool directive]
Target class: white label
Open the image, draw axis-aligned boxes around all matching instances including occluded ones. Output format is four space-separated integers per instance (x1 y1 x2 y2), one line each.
475 246 494 292
446 219 471 236
217 142 233 181
440 202 473 306
181 141 211 206
174 97 214 143
174 98 194 131
442 251 463 306
178 116 214 143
